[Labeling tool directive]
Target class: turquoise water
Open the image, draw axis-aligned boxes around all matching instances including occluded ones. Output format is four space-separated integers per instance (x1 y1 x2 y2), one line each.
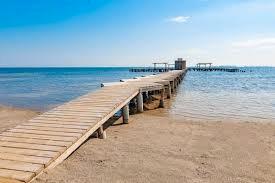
169 67 275 122
0 68 149 110
0 67 274 122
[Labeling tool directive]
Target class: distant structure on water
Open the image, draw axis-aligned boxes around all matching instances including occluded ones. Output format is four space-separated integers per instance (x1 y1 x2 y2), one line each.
130 58 186 72
189 62 245 72
129 59 245 73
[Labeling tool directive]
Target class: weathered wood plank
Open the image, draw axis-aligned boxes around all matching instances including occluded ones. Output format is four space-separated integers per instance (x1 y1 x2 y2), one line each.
51 108 115 113
33 114 103 120
29 118 96 124
0 152 51 165
0 136 70 147
0 169 34 182
0 141 65 152
44 111 107 117
1 132 76 142
0 146 59 158
8 129 82 138
0 177 24 183
0 159 43 173
22 123 89 130
15 125 85 133
27 120 94 126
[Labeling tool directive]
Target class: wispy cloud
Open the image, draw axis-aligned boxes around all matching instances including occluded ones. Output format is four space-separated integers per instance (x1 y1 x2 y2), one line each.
232 38 275 48
166 16 190 23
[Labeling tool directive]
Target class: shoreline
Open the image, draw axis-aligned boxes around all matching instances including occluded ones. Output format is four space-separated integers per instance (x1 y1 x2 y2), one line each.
0 105 274 182
0 105 40 133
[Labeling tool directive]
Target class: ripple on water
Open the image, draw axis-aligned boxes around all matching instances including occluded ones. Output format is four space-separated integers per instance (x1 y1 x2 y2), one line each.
168 67 275 123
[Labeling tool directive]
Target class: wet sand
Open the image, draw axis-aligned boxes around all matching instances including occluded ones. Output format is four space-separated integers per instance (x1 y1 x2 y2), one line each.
0 106 275 183
0 106 39 133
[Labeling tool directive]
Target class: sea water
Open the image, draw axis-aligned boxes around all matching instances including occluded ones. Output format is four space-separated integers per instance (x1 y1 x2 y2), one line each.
0 67 149 110
0 67 274 122
169 67 275 122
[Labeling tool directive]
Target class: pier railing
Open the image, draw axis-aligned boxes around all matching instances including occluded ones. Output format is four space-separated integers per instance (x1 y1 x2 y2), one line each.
129 67 175 72
188 66 245 72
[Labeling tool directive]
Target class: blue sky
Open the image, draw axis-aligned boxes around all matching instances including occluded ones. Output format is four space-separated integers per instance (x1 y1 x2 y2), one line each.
0 0 275 67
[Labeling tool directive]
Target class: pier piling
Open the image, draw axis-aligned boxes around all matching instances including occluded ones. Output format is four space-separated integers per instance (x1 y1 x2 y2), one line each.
122 104 130 124
167 84 172 99
98 125 106 139
159 89 165 108
137 92 144 113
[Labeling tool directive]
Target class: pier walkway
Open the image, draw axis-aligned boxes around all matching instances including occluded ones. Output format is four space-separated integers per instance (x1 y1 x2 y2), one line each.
0 70 186 183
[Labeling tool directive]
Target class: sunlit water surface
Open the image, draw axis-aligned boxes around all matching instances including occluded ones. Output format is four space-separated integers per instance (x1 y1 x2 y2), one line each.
0 67 274 122
168 67 275 122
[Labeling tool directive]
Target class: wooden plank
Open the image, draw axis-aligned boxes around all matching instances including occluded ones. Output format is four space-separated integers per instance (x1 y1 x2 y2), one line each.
0 152 51 165
45 111 108 116
64 101 121 105
22 123 89 130
15 125 85 133
1 132 77 142
29 117 97 123
0 136 70 147
0 169 34 183
0 142 65 152
0 146 59 158
52 107 115 113
59 104 120 109
0 159 43 173
8 129 82 138
27 120 94 126
68 99 124 104
33 114 103 120
0 177 24 183
44 111 110 117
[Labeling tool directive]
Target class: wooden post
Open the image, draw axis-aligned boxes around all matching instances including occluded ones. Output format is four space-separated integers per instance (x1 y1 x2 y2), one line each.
122 104 129 124
167 84 172 99
159 89 165 108
174 79 177 88
137 92 143 113
170 81 174 93
97 125 106 139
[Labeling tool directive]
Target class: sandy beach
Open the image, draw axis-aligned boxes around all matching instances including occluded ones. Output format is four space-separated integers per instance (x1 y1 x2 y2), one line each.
0 106 39 133
1 105 274 183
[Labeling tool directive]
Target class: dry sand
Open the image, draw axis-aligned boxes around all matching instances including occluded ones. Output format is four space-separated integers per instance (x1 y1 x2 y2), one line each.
0 106 275 183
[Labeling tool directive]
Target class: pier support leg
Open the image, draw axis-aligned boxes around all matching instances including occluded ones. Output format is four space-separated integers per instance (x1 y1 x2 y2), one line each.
171 81 175 92
167 84 172 99
122 104 129 124
97 125 106 139
159 89 165 108
137 92 144 113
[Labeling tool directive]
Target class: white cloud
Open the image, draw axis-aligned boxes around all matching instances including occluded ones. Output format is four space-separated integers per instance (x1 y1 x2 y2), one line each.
232 38 275 48
166 16 190 23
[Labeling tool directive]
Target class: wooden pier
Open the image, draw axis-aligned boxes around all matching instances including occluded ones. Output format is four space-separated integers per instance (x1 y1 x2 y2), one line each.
188 67 244 72
0 70 186 183
129 67 171 72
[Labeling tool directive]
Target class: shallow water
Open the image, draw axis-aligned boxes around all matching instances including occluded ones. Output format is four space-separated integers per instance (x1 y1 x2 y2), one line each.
168 67 275 122
0 67 274 122
0 67 149 110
